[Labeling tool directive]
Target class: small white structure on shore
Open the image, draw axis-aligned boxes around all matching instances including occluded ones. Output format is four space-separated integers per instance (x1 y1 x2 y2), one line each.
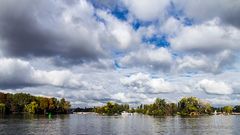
214 110 217 115
121 111 133 116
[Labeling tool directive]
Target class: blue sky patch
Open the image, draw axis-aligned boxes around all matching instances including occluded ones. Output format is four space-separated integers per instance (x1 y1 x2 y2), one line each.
132 19 158 30
111 7 128 21
183 17 194 26
132 20 141 30
114 60 121 69
167 2 183 20
142 35 170 48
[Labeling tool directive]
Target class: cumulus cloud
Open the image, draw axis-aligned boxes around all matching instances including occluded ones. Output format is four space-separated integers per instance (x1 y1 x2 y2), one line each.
146 78 174 93
121 72 175 93
176 50 234 73
0 0 239 106
0 58 84 89
174 0 240 28
161 17 184 36
111 92 153 104
0 0 120 64
177 55 209 72
205 96 240 106
170 18 240 54
120 47 172 71
123 0 170 21
198 79 233 95
96 10 140 50
90 0 120 9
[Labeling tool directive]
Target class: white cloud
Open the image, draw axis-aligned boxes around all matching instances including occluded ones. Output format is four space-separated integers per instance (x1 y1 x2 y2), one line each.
173 0 240 27
198 79 233 95
96 10 140 50
146 78 174 93
170 18 240 54
121 72 175 93
111 92 153 104
120 47 172 70
177 55 209 72
137 25 158 38
161 17 184 36
120 72 149 91
123 0 170 21
176 50 233 73
0 0 240 106
34 70 83 88
205 96 240 106
0 58 83 89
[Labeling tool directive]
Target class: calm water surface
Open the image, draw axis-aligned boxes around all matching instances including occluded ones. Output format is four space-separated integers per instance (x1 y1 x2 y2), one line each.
0 114 240 135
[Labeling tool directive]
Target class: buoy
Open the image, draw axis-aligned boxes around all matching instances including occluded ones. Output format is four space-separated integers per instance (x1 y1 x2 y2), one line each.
48 113 52 119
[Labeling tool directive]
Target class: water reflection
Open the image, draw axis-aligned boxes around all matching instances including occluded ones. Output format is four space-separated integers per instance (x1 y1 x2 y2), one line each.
0 114 240 135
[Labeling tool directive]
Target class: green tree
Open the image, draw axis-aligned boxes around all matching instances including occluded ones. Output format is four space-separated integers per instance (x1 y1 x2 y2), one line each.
39 97 49 114
166 103 178 115
178 97 200 116
59 98 71 114
0 103 5 114
234 105 240 112
148 98 167 116
12 93 33 112
0 93 7 114
48 98 58 113
0 92 6 103
0 92 71 115
25 101 38 114
223 106 233 114
134 98 178 116
94 102 129 115
199 101 213 114
7 94 19 113
178 97 213 116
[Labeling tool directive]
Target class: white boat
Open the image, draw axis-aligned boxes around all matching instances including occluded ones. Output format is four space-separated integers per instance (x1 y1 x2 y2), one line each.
76 112 87 115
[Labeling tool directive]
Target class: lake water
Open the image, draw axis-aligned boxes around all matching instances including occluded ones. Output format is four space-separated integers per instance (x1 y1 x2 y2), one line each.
0 114 240 135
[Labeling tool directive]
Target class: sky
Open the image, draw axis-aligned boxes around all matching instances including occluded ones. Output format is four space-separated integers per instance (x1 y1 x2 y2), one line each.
0 0 240 107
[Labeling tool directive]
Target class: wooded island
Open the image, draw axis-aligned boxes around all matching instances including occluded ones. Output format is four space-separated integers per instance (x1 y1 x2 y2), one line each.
94 97 240 116
1 92 239 117
0 92 71 115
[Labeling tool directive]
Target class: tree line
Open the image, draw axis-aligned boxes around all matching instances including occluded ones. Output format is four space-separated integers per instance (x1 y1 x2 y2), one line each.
1 92 239 116
94 97 240 116
0 92 71 115
94 102 131 115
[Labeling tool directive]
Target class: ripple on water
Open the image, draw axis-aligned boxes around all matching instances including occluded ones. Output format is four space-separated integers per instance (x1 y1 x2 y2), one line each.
0 114 239 135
